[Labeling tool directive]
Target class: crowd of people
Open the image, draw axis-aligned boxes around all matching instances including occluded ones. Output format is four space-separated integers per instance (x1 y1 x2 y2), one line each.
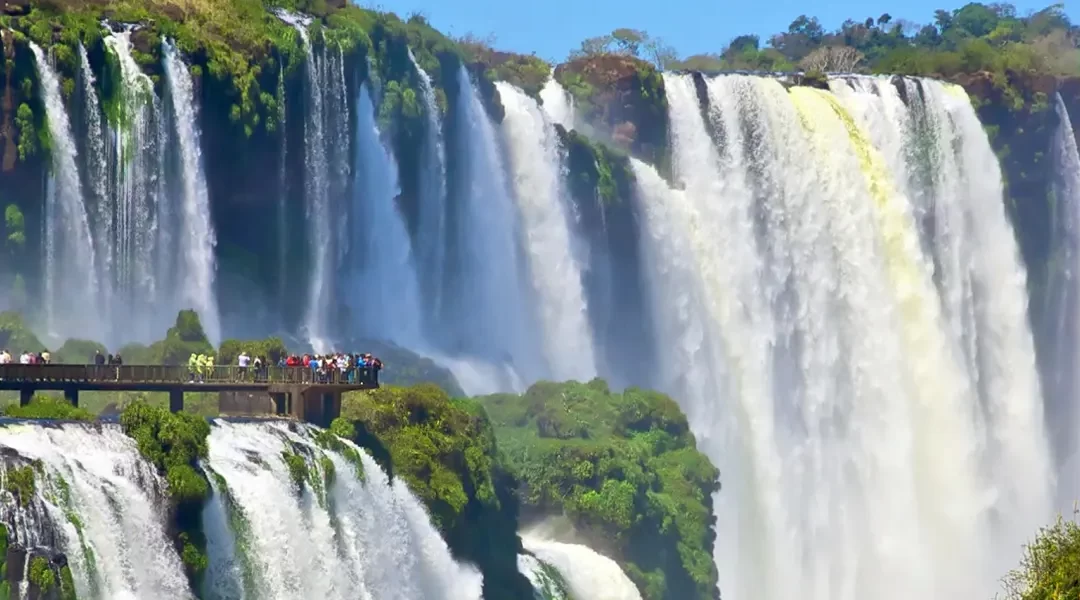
0 350 51 364
0 347 384 387
183 351 384 385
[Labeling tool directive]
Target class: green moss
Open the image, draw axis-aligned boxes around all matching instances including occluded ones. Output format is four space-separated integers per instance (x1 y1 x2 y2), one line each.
314 418 365 482
480 380 719 600
4 395 95 421
339 385 535 598
280 448 308 492
342 385 500 529
3 463 38 507
28 556 54 592
119 400 211 587
14 103 36 161
59 565 77 600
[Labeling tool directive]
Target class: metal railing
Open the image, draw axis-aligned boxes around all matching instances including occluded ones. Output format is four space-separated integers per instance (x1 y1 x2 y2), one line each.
0 364 379 387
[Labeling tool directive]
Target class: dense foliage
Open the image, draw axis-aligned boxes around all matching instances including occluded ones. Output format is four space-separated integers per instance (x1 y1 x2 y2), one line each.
119 401 212 586
1003 512 1080 599
4 394 93 420
339 384 534 599
479 380 720 600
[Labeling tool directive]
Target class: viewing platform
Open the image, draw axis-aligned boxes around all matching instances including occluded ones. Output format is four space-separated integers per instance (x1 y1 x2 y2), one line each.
0 364 379 426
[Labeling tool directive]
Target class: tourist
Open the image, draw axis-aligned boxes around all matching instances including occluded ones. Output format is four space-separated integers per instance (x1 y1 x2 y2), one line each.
238 351 250 380
93 350 105 365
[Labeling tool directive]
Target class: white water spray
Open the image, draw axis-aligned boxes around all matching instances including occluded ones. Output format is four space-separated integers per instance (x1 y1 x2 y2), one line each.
495 82 597 382
162 40 220 343
31 42 101 342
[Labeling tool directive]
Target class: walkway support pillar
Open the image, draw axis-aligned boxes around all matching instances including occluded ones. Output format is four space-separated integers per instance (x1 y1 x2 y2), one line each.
64 387 79 407
18 387 33 407
169 388 184 413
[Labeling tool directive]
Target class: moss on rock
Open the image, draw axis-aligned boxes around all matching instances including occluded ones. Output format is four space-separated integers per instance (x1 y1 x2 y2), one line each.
554 53 669 168
119 400 211 588
4 395 94 420
479 379 720 600
340 384 535 599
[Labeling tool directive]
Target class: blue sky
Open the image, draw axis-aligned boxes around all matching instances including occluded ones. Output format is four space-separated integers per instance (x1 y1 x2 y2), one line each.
366 0 1077 63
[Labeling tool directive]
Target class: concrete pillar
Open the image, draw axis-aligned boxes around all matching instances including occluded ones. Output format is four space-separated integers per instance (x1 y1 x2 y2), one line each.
64 387 79 407
18 388 33 406
169 388 184 413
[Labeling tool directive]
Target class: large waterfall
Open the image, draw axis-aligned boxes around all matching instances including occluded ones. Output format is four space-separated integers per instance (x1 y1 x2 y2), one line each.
630 72 1055 600
162 40 220 344
495 82 597 383
349 83 423 345
0 421 483 600
10 18 1080 600
1047 92 1080 509
30 42 101 341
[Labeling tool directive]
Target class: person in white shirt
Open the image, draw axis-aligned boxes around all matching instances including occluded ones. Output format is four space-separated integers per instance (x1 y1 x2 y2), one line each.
237 352 250 380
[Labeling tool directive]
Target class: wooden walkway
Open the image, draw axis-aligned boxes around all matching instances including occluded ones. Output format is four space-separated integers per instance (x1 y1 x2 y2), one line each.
0 364 379 426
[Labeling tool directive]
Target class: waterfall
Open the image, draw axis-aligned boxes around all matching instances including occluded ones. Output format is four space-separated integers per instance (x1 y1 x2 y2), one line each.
520 533 641 600
30 42 101 342
408 49 448 327
518 554 570 600
204 420 483 599
102 29 169 344
0 420 485 600
0 423 192 598
630 72 1054 600
78 42 112 316
1047 92 1080 509
276 61 289 322
282 14 332 351
349 83 423 344
442 67 537 391
538 74 574 130
495 82 597 382
162 40 220 344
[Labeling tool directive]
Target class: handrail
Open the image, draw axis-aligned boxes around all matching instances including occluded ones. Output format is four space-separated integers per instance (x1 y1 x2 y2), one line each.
0 364 378 386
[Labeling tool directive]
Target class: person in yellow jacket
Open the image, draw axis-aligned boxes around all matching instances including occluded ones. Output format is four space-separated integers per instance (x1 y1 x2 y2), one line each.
188 354 198 382
206 355 216 380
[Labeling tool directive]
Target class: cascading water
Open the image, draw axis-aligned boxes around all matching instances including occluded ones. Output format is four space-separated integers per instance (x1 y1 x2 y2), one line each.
494 82 597 382
78 42 112 314
30 42 102 342
440 67 537 392
349 83 424 344
101 29 169 344
408 49 448 326
0 423 192 598
520 532 641 600
279 12 332 351
204 420 483 599
632 72 1054 600
1045 92 1080 510
162 40 220 344
538 74 574 130
0 420 487 600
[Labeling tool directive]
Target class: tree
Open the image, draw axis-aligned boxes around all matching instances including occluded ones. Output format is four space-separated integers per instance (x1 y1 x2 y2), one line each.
800 45 865 72
569 35 614 59
1001 513 1080 599
611 28 646 55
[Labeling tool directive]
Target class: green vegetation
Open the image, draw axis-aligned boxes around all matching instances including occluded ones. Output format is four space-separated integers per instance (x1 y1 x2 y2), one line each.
338 384 535 599
280 447 308 492
27 556 54 592
217 337 288 365
1002 512 1080 599
341 384 499 530
119 401 211 587
479 380 719 600
561 127 634 205
59 565 77 600
2 462 38 507
0 311 44 353
313 417 365 482
4 394 94 421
